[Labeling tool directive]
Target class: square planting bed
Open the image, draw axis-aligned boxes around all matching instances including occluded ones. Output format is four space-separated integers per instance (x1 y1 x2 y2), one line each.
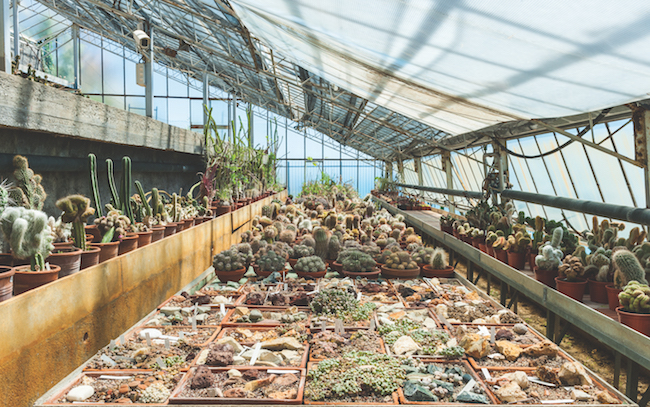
223 307 310 327
309 329 386 361
169 366 305 405
146 306 227 326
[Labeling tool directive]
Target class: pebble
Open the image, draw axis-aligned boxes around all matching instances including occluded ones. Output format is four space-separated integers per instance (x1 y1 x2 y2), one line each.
118 384 130 394
139 328 162 340
513 323 528 335
67 385 94 401
227 369 242 378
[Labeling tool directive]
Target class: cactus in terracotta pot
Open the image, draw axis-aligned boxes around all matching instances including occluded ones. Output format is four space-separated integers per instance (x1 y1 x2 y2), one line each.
341 250 376 273
618 281 650 313
56 195 95 251
430 247 449 270
0 207 53 270
612 249 648 288
294 255 326 274
313 226 330 261
212 248 245 272
535 227 563 271
257 250 286 272
289 244 314 259
558 255 585 282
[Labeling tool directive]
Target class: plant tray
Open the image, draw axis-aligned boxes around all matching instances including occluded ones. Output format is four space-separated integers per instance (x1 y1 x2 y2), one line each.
308 331 387 361
222 307 311 327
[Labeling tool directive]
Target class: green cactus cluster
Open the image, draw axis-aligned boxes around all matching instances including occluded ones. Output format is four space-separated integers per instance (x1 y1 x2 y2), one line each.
384 250 418 270
535 227 564 271
11 155 46 210
327 234 341 260
289 244 314 259
0 207 53 270
558 254 585 282
430 247 449 270
411 247 435 264
212 248 246 272
256 250 286 272
313 226 330 261
505 229 531 253
294 255 326 273
618 281 650 313
56 195 95 251
94 211 130 242
278 228 296 244
612 249 648 287
341 250 376 273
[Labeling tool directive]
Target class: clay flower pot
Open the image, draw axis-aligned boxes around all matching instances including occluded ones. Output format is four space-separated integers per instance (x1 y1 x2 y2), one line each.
587 279 609 304
136 230 153 247
288 258 299 268
0 253 13 267
478 243 488 254
214 205 231 217
151 226 165 242
194 216 212 225
163 222 178 237
331 261 343 274
118 233 139 255
606 284 623 311
494 248 508 263
84 224 102 243
53 241 74 250
295 269 327 279
80 246 101 270
421 264 455 278
181 218 195 230
380 265 420 279
555 277 587 302
616 307 650 336
216 267 246 282
13 264 61 295
528 251 538 270
91 241 120 263
0 266 15 303
533 266 557 288
506 250 527 270
486 245 495 257
46 247 83 278
343 268 381 279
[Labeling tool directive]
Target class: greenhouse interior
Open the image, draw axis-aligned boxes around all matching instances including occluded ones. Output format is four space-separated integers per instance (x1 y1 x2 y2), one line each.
1 1 650 407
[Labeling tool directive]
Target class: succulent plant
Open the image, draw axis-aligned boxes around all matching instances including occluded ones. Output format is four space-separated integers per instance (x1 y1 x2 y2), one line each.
618 280 650 313
294 255 326 273
47 216 71 244
257 250 286 272
313 226 330 261
290 244 315 259
327 234 341 260
278 229 296 244
558 255 585 282
430 247 449 270
10 155 46 210
505 231 531 253
233 243 254 268
310 289 358 315
384 250 418 270
94 211 130 242
0 207 53 270
613 249 648 287
263 225 278 243
212 248 246 272
535 227 563 271
411 247 435 264
341 250 376 273
56 195 96 250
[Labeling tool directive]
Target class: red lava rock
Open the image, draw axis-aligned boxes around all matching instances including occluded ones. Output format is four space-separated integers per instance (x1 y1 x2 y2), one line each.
118 384 130 394
273 373 299 386
194 295 211 305
290 292 310 306
495 329 515 341
206 343 234 366
241 369 259 381
269 293 287 306
246 292 265 305
223 387 247 398
190 365 215 389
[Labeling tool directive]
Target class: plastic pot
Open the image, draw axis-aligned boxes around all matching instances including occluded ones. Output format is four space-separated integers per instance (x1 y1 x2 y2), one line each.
80 246 101 270
13 264 61 295
587 279 609 304
136 230 153 247
380 265 420 279
46 247 83 278
616 307 650 336
91 241 120 263
118 233 139 255
606 284 622 311
506 250 527 270
533 266 557 288
421 264 455 278
555 277 587 302
0 266 15 303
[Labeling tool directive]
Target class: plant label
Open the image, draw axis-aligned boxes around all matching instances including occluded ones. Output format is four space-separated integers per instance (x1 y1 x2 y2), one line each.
334 319 344 334
109 339 117 350
320 321 327 332
490 326 496 343
156 357 166 369
368 319 376 331
98 375 132 380
145 332 152 346
481 368 491 380
283 283 288 291
459 379 476 396
220 303 226 316
164 338 171 349
179 331 185 340
249 342 262 366
477 325 490 337
356 291 362 301
191 316 197 330
194 303 199 316
101 354 117 367
118 334 125 346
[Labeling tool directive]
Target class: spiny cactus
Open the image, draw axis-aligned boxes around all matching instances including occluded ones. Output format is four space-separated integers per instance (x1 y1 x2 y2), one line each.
135 181 152 218
56 195 95 251
278 229 296 244
106 158 121 210
212 248 246 272
11 155 46 210
263 225 278 243
535 243 562 271
506 231 531 253
47 216 71 243
430 247 448 270
290 244 314 259
257 250 286 272
313 226 330 261
612 249 648 287
294 255 326 273
302 234 315 248
341 250 376 273
558 255 585 282
327 234 341 261
618 281 650 313
0 207 53 270
411 246 434 264
94 211 130 242
88 153 102 217
384 250 417 270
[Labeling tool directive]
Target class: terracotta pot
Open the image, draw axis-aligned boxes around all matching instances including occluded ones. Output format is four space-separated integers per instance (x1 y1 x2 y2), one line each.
606 284 623 311
331 261 343 273
507 250 527 270
252 264 272 278
136 230 153 247
0 253 13 267
80 246 101 270
151 226 165 242
46 247 83 278
182 218 195 229
288 258 298 268
91 241 120 263
380 265 420 279
343 269 381 279
487 245 495 257
421 264 455 278
295 269 327 279
588 279 609 304
616 307 650 336
0 266 15 303
533 266 557 288
478 243 488 254
84 224 102 243
13 264 61 295
194 216 212 225
53 241 74 250
494 248 508 263
214 204 231 216
118 233 139 255
216 267 246 282
555 277 587 302
163 222 178 237
529 251 538 270
453 230 460 239
472 237 482 249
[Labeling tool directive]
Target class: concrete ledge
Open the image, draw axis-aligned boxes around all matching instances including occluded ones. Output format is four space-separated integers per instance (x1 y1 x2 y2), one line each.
0 191 286 407
0 71 202 154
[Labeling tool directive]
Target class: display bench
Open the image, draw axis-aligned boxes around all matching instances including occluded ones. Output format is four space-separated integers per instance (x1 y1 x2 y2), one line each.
0 191 287 407
33 269 632 406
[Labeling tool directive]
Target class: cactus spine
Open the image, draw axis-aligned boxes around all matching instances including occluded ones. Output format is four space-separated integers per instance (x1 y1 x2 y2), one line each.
430 247 448 270
171 193 180 222
88 153 102 217
152 188 162 217
11 155 46 210
0 207 53 270
106 158 121 210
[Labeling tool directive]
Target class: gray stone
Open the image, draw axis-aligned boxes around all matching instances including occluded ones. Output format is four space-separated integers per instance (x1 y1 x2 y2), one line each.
249 310 263 322
456 391 490 404
513 323 528 335
214 337 244 353
261 337 304 351
404 381 438 402
160 307 181 315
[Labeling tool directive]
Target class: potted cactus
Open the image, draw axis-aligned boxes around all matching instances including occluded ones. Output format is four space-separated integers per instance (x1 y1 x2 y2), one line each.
505 228 530 270
492 235 508 262
422 247 454 278
485 231 498 257
380 250 420 279
0 207 59 295
93 211 129 263
607 249 648 312
616 280 650 335
411 246 435 267
534 227 563 288
212 248 247 282
288 244 314 268
340 250 379 278
582 246 612 305
254 249 287 278
293 255 327 278
555 254 588 301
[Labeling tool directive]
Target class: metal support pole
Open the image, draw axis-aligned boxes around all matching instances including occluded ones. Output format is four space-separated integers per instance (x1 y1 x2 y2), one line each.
442 151 455 214
11 0 17 62
202 72 209 127
494 142 508 202
626 360 639 401
385 161 393 181
414 157 424 186
227 93 232 141
632 108 650 208
0 0 10 72
72 24 79 89
144 25 154 118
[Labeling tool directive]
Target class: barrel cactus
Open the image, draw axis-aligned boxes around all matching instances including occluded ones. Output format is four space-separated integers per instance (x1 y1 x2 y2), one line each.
290 244 314 259
411 246 435 264
294 255 326 273
341 250 376 273
384 250 418 270
257 250 286 272
618 281 650 313
612 249 648 287
212 249 246 272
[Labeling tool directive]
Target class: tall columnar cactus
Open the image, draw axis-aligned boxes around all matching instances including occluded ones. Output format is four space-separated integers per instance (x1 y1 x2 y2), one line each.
152 188 162 217
135 181 152 217
0 207 53 270
313 226 330 261
618 281 650 313
430 247 449 270
121 157 135 224
56 195 95 251
106 158 121 210
171 193 181 222
11 155 46 210
88 153 103 217
612 249 648 287
532 216 544 251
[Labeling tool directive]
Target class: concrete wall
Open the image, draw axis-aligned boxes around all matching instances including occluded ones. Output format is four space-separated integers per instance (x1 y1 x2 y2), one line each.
0 191 287 407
